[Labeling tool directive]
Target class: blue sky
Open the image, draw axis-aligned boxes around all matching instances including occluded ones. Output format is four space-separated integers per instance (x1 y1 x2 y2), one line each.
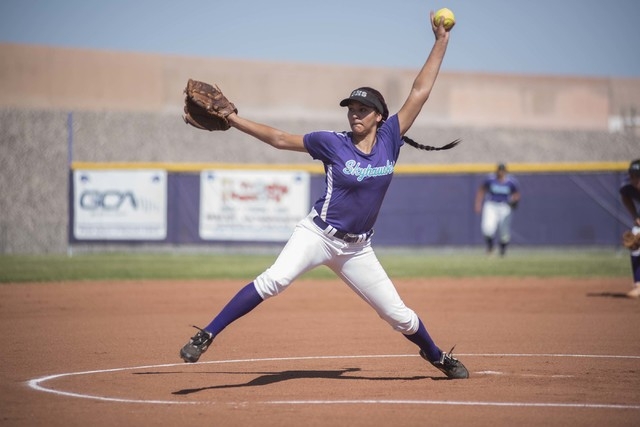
1 0 639 78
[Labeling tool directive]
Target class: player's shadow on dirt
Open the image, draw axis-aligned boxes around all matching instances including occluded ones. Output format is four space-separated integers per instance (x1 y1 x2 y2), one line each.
586 291 630 299
169 368 431 395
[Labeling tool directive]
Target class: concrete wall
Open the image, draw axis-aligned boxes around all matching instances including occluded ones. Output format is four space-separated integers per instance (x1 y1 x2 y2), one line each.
0 110 69 253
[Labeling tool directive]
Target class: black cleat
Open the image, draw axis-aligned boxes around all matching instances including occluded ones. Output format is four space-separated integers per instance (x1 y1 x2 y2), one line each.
180 326 213 363
420 346 469 379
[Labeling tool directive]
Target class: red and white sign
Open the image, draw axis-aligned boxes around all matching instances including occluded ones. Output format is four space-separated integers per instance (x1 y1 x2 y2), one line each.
199 170 310 241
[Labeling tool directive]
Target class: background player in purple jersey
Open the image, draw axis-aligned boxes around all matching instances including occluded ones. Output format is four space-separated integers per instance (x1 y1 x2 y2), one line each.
474 163 521 257
620 159 640 299
178 10 469 379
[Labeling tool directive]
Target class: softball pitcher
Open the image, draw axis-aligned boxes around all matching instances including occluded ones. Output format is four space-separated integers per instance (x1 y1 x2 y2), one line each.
474 163 521 256
620 159 640 299
179 10 468 379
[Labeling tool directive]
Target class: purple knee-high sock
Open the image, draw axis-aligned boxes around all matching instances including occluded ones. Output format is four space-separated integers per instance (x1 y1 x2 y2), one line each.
404 318 441 362
632 254 640 282
204 282 263 338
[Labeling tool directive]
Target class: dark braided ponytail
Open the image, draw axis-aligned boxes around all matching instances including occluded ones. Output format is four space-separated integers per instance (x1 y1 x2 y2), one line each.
402 136 462 151
364 87 461 151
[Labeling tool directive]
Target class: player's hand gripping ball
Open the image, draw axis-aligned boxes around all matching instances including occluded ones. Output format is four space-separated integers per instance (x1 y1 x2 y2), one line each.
433 8 455 30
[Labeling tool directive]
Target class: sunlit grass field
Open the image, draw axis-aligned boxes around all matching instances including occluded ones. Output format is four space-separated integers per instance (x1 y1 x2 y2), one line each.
0 248 629 283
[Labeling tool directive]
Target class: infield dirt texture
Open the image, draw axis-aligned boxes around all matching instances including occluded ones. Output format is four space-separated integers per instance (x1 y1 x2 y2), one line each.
1 277 639 426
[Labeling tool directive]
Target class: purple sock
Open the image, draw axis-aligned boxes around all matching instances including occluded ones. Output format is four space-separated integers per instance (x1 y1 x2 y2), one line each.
204 282 263 337
632 254 640 282
404 318 441 362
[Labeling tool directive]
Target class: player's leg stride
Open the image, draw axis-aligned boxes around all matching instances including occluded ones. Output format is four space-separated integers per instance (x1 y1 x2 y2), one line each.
180 326 213 363
420 346 469 379
180 282 264 363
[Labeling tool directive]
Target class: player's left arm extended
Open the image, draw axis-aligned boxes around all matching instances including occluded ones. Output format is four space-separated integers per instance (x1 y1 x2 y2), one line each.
227 113 307 153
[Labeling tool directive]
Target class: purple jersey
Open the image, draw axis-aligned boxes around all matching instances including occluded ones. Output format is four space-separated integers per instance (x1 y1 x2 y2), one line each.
481 174 519 204
303 114 403 234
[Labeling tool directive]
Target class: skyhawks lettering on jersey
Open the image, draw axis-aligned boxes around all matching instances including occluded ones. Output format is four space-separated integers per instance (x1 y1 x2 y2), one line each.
343 159 395 182
481 174 519 203
303 114 403 234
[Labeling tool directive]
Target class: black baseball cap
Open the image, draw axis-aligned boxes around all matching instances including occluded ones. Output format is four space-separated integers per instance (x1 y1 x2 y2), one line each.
497 163 507 171
340 88 385 114
629 159 640 177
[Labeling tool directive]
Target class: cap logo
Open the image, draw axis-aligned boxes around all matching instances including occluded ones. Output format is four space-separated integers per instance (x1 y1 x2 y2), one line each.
351 89 368 98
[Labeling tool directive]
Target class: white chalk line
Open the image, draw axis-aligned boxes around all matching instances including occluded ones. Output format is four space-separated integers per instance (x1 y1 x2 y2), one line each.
26 353 640 409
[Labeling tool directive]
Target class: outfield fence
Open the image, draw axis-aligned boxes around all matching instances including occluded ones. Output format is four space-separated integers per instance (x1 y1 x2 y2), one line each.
67 161 631 250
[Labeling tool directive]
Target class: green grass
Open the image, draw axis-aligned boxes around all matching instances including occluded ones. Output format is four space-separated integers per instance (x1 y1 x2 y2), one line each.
0 249 629 283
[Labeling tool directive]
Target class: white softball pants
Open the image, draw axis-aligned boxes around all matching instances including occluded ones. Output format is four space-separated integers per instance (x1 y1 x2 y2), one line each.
253 211 420 334
481 200 513 243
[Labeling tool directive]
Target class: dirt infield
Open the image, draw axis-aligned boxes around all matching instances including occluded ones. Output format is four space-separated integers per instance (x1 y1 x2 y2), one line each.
1 277 639 426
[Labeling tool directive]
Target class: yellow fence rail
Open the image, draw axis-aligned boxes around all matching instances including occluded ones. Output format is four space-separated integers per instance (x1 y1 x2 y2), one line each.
71 161 629 174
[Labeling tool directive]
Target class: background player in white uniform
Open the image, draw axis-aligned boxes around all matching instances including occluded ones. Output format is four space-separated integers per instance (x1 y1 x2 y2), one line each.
179 10 469 379
620 159 640 299
474 163 520 256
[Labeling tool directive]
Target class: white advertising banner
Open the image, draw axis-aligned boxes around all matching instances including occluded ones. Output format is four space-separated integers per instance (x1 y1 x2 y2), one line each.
73 170 167 240
199 170 310 241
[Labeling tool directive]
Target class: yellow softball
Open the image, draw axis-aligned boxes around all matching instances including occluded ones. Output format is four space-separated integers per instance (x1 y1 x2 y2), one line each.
433 8 455 30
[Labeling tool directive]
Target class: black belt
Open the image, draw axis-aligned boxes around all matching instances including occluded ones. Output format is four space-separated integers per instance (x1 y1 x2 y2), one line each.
312 215 373 243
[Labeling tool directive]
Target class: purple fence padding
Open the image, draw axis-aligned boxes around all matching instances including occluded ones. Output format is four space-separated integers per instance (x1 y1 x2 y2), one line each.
374 172 628 246
167 173 202 243
506 172 628 246
374 174 476 246
70 171 631 247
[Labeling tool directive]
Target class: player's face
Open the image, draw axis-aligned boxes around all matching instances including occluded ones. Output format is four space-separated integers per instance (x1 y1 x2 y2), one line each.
631 175 640 190
346 101 381 135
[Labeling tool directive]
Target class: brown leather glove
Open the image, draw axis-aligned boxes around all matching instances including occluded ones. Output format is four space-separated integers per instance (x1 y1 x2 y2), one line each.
182 79 238 131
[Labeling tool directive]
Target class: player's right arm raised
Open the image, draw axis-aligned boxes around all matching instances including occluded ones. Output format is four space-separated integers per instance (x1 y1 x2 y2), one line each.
397 10 451 136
